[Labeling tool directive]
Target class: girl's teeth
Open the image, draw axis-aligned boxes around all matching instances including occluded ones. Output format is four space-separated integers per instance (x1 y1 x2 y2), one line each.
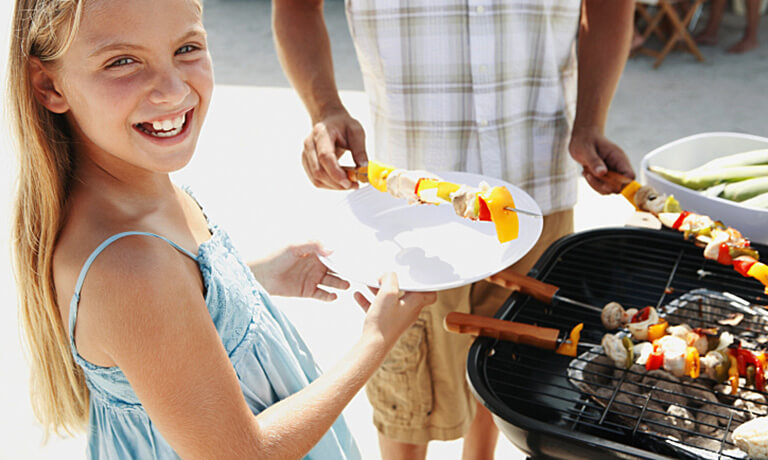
143 113 187 137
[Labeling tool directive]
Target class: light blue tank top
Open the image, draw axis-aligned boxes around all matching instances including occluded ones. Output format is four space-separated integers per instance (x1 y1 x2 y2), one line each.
68 225 360 459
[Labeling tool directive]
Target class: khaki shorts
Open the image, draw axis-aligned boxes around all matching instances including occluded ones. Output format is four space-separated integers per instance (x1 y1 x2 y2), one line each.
365 209 574 444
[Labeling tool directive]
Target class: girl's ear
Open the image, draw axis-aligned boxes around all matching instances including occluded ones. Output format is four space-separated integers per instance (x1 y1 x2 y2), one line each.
28 57 70 114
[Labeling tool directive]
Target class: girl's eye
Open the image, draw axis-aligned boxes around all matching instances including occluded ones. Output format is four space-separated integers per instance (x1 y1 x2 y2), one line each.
107 57 135 68
175 45 198 55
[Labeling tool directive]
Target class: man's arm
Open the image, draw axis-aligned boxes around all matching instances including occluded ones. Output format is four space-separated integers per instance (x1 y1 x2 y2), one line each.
569 0 636 194
273 0 367 189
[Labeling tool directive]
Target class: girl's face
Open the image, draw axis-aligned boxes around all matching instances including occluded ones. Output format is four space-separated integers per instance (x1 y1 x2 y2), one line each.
53 0 212 175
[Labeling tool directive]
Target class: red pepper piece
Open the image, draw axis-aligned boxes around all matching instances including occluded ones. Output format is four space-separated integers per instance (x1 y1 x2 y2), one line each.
477 195 492 222
730 347 766 392
672 211 690 230
717 243 733 265
631 306 652 323
646 345 664 371
733 256 758 277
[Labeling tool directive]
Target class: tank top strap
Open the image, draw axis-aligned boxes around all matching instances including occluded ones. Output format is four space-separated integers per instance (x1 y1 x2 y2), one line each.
68 231 198 356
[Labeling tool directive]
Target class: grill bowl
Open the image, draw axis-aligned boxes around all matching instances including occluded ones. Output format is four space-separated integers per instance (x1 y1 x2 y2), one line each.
467 227 768 459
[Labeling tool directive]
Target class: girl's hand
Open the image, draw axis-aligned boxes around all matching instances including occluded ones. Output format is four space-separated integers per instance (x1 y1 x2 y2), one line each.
355 273 437 345
249 241 349 301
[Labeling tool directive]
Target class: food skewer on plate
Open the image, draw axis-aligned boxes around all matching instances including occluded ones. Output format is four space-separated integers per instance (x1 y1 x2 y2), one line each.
342 162 541 243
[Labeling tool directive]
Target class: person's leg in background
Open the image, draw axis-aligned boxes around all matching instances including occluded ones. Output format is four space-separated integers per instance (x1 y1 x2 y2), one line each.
729 0 761 52
695 0 727 45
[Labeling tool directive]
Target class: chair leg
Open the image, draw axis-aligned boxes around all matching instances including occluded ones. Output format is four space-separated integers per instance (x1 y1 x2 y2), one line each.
636 4 667 42
662 0 705 62
650 0 704 67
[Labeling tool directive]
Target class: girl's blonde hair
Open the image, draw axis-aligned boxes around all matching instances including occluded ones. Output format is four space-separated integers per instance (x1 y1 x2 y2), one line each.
7 0 202 438
8 0 88 438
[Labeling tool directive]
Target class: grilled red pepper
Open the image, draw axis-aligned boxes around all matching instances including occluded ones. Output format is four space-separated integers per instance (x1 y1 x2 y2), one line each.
477 195 492 222
672 211 690 230
631 306 653 323
717 243 733 265
646 344 664 371
729 346 765 392
733 256 758 277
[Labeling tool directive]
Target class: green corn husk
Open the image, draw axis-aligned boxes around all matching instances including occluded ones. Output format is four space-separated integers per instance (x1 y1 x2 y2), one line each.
721 177 768 202
739 191 768 209
692 149 768 171
649 165 768 190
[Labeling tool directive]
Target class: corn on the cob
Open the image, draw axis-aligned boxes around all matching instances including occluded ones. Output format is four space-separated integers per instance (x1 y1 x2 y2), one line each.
740 191 768 209
692 148 768 171
650 165 768 190
722 177 768 202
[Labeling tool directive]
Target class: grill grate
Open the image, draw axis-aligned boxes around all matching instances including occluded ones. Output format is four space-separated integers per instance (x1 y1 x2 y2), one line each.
468 228 768 459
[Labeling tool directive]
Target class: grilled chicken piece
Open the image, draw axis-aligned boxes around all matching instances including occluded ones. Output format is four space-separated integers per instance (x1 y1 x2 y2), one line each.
385 169 440 203
449 181 490 220
656 335 687 378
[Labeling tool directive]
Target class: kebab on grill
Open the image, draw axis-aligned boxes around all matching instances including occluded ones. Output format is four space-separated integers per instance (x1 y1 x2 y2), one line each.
348 161 521 243
617 180 768 294
601 321 765 393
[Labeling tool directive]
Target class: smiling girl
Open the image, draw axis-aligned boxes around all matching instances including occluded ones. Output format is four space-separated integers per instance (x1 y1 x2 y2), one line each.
7 1 435 458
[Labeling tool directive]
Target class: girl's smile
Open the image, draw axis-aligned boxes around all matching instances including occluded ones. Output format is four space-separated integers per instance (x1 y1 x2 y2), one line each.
134 108 194 144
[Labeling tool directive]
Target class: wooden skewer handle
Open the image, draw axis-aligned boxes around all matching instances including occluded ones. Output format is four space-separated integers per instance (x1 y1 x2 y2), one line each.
444 312 560 350
601 170 636 192
487 270 559 304
342 165 369 184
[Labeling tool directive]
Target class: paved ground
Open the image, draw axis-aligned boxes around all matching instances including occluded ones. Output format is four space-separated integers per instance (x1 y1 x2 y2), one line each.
1 1 767 459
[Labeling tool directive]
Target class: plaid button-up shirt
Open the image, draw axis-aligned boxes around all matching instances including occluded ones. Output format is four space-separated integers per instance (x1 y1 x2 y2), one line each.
346 0 582 214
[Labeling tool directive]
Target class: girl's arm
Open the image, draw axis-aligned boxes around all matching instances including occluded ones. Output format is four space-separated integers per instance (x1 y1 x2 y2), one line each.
80 236 433 459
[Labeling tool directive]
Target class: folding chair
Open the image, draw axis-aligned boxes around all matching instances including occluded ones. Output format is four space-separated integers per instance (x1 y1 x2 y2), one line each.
634 0 707 68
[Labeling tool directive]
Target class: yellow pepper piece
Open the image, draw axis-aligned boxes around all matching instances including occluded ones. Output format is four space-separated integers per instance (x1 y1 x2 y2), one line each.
728 354 740 394
647 320 668 343
483 186 520 243
747 262 768 288
436 181 461 202
368 160 395 192
620 181 643 211
555 323 583 357
685 346 700 379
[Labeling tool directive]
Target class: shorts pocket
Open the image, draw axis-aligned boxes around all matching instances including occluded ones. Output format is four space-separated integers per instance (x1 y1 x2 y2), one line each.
365 317 434 427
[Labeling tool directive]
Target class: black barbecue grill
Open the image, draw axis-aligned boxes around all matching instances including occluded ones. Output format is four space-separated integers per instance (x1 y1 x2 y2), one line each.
467 227 768 459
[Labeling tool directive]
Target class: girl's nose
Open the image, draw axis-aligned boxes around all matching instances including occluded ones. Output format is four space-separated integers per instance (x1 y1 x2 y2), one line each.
148 68 190 106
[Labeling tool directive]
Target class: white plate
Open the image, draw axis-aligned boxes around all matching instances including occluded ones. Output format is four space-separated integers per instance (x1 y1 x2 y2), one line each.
316 171 543 291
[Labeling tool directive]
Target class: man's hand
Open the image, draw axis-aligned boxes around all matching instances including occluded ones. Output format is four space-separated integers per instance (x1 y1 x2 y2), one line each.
303 110 368 190
569 125 635 195
249 241 350 301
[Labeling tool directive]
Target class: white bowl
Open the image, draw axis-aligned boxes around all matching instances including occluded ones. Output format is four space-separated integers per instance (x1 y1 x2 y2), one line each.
641 132 768 244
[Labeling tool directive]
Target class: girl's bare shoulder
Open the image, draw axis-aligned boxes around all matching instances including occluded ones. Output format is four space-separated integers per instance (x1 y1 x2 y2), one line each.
53 214 205 366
